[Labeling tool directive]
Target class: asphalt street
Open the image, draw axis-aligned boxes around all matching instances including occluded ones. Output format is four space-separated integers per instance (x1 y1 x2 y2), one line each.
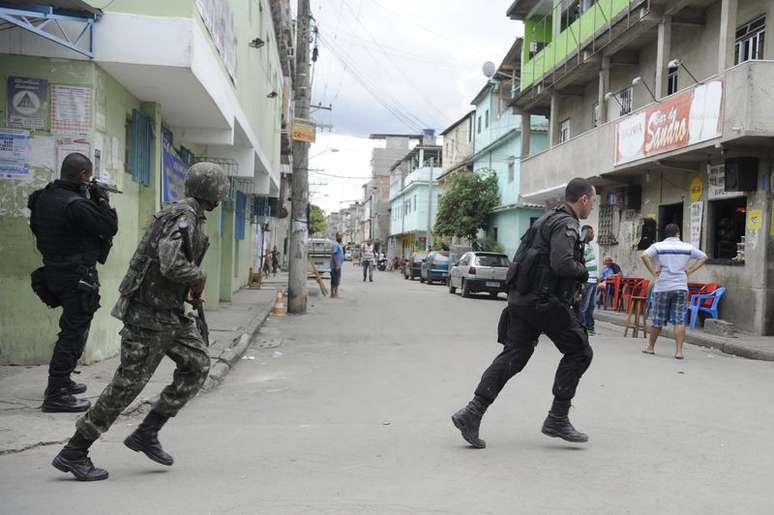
1 266 773 514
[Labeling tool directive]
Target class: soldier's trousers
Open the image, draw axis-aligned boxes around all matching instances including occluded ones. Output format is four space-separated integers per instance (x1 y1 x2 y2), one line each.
474 302 593 406
76 321 210 440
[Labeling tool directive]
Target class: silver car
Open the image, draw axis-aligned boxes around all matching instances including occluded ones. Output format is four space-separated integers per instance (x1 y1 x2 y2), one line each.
448 252 510 298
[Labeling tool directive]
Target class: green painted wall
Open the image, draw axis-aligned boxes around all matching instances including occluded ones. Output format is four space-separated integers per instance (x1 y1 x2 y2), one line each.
521 0 632 88
86 0 194 17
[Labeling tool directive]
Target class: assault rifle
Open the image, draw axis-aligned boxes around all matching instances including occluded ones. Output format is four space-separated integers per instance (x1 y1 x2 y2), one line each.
177 219 210 346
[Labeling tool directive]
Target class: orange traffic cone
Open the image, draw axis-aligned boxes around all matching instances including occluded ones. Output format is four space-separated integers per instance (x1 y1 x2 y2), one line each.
272 290 286 317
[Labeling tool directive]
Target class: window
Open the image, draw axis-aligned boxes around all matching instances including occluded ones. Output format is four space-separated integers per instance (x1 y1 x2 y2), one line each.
735 16 765 64
559 118 570 143
591 101 600 128
619 86 633 115
492 227 498 242
528 40 547 59
709 197 746 260
477 115 481 134
667 65 679 95
507 157 515 183
476 254 509 267
658 203 683 241
413 195 417 211
467 115 473 143
485 109 490 129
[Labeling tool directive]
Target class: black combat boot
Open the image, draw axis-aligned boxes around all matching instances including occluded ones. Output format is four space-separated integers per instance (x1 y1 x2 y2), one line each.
52 432 108 481
65 378 87 395
42 386 90 413
124 410 174 466
451 397 488 449
541 399 589 443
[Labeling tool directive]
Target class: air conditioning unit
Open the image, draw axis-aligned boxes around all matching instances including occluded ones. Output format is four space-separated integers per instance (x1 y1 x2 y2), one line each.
530 41 538 53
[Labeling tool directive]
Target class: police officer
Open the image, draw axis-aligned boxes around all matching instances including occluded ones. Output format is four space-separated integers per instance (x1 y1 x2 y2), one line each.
451 178 596 448
28 152 118 413
51 162 229 482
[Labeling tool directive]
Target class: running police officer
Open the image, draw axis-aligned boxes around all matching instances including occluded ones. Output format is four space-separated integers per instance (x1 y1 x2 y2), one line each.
452 178 596 448
51 162 229 482
28 152 118 413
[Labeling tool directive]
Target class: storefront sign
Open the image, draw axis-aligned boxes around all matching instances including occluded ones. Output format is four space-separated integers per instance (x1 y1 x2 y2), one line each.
707 164 744 200
689 176 703 202
292 118 316 143
615 80 723 166
689 201 703 248
6 76 48 130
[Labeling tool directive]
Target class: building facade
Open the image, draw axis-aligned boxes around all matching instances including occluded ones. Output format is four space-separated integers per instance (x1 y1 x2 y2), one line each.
509 0 774 335
0 0 287 364
470 39 549 258
388 143 442 259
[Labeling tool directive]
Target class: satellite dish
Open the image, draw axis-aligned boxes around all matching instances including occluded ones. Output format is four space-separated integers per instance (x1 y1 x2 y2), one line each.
482 61 496 79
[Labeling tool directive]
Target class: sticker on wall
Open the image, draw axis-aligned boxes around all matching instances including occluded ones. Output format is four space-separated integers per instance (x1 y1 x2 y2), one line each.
689 176 703 202
747 209 762 231
689 201 703 248
6 76 48 130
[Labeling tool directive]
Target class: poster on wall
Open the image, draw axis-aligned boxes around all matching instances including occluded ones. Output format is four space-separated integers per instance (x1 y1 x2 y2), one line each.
615 80 724 166
689 201 703 249
51 85 92 135
6 76 48 130
0 129 29 164
162 141 187 204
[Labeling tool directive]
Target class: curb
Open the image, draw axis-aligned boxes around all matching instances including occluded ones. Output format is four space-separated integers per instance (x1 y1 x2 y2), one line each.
594 311 774 361
201 300 275 392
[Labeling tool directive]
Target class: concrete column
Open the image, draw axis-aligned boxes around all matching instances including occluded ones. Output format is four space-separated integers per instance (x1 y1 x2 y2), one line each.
549 92 560 147
655 16 672 99
598 57 610 124
520 112 531 158
718 0 738 74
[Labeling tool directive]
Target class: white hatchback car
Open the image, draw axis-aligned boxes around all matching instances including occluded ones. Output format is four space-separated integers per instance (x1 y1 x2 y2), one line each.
448 252 510 298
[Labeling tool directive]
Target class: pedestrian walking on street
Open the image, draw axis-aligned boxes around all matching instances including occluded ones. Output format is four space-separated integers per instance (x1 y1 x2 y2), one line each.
51 162 229 481
271 246 280 276
640 223 707 359
361 239 375 282
330 232 345 298
27 153 118 413
578 225 598 335
452 178 596 448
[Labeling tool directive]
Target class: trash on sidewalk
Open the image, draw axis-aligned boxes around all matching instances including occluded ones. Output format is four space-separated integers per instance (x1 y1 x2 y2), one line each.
272 351 283 358
241 356 256 360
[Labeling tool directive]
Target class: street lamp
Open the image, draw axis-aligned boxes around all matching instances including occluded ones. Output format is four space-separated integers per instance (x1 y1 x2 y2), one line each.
309 148 340 160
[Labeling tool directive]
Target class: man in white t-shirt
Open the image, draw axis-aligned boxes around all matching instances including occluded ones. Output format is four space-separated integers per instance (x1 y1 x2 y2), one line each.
640 223 707 359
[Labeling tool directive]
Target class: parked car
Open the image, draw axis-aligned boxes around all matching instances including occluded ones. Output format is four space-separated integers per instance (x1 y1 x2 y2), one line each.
420 251 450 284
448 251 510 298
404 252 427 280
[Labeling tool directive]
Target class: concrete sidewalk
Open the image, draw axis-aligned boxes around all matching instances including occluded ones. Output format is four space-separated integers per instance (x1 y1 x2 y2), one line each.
594 309 774 361
0 283 281 455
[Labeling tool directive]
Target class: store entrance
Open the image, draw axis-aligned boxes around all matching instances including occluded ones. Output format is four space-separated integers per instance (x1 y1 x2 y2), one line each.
658 202 684 241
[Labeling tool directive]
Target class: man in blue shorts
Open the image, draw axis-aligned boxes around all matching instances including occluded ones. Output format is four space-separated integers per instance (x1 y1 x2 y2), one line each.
640 223 707 359
330 232 344 298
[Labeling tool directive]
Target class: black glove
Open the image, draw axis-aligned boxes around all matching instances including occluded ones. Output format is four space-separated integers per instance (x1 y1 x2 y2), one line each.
89 183 110 205
579 270 589 284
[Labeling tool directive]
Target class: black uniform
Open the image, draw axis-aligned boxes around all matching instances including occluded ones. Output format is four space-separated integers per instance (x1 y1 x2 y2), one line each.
473 204 592 408
28 180 118 394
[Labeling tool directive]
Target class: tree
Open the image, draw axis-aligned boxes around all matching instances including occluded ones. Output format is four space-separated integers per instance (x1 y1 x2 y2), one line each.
433 171 499 244
309 204 326 235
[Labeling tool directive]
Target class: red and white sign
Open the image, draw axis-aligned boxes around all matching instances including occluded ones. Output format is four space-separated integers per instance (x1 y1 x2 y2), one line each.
615 80 723 166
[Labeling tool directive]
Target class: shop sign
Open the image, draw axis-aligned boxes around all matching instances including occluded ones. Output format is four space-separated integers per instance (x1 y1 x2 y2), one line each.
689 176 703 202
707 164 744 200
747 209 762 231
615 80 723 166
291 118 316 143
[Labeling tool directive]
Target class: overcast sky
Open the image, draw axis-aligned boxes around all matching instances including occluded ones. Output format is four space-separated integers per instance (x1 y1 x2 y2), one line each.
307 0 523 214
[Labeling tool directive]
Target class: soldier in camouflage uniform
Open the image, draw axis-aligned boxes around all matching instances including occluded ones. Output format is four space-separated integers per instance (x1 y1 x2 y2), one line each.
52 163 229 481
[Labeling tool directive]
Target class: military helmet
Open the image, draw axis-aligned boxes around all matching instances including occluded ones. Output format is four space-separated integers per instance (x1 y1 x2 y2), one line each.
185 162 229 203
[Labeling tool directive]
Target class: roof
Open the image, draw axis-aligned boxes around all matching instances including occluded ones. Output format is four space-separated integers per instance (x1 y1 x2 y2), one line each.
440 111 475 136
506 0 542 20
3 0 102 17
368 133 424 140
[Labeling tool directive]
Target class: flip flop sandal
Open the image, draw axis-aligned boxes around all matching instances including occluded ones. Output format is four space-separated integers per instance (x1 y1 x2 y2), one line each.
674 355 685 360
641 349 655 355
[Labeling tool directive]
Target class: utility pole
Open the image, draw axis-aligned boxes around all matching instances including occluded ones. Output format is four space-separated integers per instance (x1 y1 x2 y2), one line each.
426 157 434 252
288 0 311 314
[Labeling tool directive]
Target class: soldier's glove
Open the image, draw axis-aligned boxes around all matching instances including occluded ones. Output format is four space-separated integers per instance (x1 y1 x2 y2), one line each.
89 184 110 205
579 270 589 284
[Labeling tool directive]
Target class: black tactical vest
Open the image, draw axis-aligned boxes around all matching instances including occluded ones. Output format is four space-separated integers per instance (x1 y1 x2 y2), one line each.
28 181 101 265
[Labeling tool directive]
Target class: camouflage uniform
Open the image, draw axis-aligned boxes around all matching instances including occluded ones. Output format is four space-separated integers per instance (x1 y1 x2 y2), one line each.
76 197 210 440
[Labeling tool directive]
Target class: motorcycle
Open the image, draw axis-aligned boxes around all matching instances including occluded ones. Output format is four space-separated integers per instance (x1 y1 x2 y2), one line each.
377 256 388 271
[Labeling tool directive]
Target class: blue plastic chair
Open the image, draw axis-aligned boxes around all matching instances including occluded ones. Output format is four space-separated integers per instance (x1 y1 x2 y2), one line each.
688 287 726 329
